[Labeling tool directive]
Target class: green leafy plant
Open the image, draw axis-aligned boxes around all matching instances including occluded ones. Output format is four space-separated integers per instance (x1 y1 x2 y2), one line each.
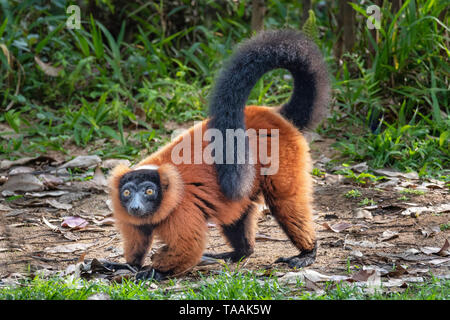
399 188 426 196
331 0 449 178
312 167 326 178
358 198 376 206
335 167 385 185
344 189 362 198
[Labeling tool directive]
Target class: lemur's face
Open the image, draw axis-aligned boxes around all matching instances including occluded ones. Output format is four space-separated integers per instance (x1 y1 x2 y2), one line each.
118 169 162 217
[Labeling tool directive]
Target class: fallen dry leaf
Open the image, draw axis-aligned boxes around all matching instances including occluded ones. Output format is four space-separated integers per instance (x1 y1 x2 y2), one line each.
376 178 400 189
405 248 420 255
322 222 353 233
353 208 373 219
362 265 390 276
38 174 65 188
373 169 419 180
61 216 89 230
58 155 102 170
350 250 363 258
90 166 108 187
62 232 80 241
345 239 394 248
416 181 445 190
0 203 11 212
279 270 333 284
378 230 399 242
0 156 39 170
25 190 69 198
45 199 73 211
350 269 377 282
72 167 108 192
350 269 382 294
376 251 437 263
420 225 442 238
93 217 115 226
304 278 324 293
105 199 113 212
314 155 331 166
0 173 44 193
35 56 63 77
386 264 408 277
9 166 34 175
42 216 59 232
324 174 345 185
401 204 450 217
438 239 450 256
383 277 424 288
44 242 94 254
427 257 450 265
420 239 449 257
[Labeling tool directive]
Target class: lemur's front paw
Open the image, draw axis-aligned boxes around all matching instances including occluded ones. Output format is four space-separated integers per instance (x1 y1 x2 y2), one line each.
135 266 169 281
99 260 139 273
202 251 250 263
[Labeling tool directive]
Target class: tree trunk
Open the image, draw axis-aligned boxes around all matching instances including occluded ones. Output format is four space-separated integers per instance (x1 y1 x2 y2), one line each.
251 0 265 33
342 0 355 52
334 0 355 58
302 0 312 25
392 0 402 13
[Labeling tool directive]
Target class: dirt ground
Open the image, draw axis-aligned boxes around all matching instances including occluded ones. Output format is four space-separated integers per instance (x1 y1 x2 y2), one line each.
0 138 449 288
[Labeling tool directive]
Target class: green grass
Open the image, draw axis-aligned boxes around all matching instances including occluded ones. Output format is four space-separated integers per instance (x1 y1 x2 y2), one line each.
1 269 449 300
399 188 426 196
358 198 376 206
0 269 286 300
180 268 287 300
320 276 450 300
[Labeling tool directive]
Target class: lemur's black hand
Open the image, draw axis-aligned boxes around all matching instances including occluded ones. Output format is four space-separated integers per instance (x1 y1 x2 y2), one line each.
135 266 170 281
275 242 317 269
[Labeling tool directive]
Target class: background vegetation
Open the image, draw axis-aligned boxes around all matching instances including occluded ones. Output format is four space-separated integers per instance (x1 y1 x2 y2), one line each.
0 1 448 172
0 0 449 301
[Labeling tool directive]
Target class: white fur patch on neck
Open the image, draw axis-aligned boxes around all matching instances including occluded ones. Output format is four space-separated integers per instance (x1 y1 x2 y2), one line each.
133 164 159 171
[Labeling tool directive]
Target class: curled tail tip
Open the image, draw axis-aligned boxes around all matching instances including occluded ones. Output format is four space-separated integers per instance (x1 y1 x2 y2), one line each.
209 29 330 199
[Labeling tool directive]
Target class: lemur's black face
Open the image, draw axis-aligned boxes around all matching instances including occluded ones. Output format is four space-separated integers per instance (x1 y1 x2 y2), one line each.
119 169 162 217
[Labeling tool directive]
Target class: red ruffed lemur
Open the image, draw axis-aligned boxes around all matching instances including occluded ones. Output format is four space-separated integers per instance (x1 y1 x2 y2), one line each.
109 30 330 280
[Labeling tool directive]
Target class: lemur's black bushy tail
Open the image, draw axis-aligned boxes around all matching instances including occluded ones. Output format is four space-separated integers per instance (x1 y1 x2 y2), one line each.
208 29 330 200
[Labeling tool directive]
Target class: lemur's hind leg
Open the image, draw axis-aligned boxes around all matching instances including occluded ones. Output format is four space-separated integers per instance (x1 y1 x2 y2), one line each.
263 181 317 269
203 202 258 262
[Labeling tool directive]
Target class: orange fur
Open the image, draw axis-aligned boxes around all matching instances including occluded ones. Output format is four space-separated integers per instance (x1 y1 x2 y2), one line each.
109 106 314 275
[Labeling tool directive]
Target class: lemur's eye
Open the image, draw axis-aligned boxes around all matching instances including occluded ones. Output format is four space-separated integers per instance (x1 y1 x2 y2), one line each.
123 189 130 197
146 189 154 195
